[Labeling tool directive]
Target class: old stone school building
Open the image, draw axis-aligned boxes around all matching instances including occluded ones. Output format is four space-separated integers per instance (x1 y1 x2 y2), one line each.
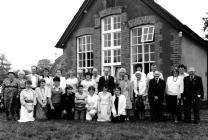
54 0 207 99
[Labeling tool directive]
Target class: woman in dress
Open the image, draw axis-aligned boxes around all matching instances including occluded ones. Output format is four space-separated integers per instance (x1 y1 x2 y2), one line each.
17 70 26 119
66 69 78 92
18 80 36 122
119 73 132 120
97 84 112 122
35 79 50 120
86 86 98 121
166 68 184 122
54 69 66 93
81 72 96 96
111 86 126 122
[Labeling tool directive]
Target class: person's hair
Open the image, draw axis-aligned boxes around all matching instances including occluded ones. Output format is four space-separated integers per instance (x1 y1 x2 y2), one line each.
103 84 108 89
44 68 50 72
178 64 187 71
171 68 179 76
55 69 62 73
31 66 37 70
77 84 83 89
136 64 143 69
53 76 60 82
151 63 157 67
25 80 32 85
114 86 121 92
38 79 46 87
88 86 95 91
65 85 73 93
84 72 92 78
124 73 129 79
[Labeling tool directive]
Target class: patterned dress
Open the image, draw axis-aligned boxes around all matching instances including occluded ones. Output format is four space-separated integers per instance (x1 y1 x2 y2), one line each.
35 87 49 120
120 80 132 109
2 78 20 119
97 92 112 122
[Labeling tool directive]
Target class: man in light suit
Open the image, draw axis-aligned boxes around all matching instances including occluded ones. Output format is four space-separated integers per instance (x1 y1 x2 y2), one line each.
98 68 115 95
183 67 204 124
111 86 126 122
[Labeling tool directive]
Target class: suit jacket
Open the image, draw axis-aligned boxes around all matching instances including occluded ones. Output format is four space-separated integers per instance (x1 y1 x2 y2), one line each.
98 75 115 95
183 75 204 99
148 78 165 104
111 95 126 116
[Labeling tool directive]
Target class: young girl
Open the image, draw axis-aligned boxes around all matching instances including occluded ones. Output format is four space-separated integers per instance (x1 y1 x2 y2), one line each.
74 85 86 120
35 79 50 120
97 85 112 122
119 73 132 120
18 80 36 122
61 85 75 120
86 86 98 121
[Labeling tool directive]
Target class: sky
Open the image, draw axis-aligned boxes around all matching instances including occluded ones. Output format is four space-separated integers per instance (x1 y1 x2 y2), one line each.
0 0 207 70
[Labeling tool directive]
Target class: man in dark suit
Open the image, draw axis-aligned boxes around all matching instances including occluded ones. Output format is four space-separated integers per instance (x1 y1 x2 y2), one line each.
148 71 165 121
183 67 204 124
98 68 115 95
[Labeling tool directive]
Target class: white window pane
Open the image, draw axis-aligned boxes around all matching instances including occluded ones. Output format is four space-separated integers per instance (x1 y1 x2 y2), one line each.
138 54 142 62
132 29 137 37
144 53 149 62
138 45 142 53
148 34 153 41
149 26 154 33
144 28 148 34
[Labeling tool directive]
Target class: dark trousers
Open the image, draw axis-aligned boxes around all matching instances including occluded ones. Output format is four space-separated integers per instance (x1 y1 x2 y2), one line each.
184 97 200 122
177 98 183 121
4 94 19 120
112 115 125 123
149 101 163 121
47 104 62 119
166 95 178 121
62 108 74 120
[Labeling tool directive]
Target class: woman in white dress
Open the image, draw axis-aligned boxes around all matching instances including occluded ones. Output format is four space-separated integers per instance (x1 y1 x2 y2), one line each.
86 86 98 121
97 85 112 122
66 69 78 92
18 80 37 122
81 72 96 96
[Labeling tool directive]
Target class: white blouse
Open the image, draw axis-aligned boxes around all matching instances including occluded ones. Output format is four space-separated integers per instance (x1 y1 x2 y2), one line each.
86 94 99 110
166 76 184 96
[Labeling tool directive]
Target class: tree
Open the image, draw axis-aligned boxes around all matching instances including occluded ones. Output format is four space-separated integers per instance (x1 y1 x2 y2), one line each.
37 59 53 75
203 13 208 39
0 54 11 84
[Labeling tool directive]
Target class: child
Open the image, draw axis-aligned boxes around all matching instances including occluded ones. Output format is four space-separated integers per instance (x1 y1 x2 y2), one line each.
61 85 75 120
86 86 98 121
74 85 86 120
48 77 63 119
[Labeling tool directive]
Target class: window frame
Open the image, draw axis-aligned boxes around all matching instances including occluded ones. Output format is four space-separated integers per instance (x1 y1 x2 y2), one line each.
77 35 93 73
130 25 156 76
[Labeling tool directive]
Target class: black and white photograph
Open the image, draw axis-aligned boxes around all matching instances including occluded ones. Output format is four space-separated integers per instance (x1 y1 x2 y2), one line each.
0 0 207 139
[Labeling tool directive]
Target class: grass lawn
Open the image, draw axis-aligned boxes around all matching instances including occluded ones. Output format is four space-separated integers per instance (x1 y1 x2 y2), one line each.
0 112 208 140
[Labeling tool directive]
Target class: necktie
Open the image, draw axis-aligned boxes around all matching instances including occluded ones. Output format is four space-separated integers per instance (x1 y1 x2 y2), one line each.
115 96 119 114
106 76 108 81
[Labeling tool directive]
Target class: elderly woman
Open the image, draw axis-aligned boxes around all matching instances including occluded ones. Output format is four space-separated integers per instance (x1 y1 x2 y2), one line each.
18 80 36 122
66 69 78 92
111 86 126 122
86 86 98 121
166 68 184 122
131 71 146 120
2 71 20 120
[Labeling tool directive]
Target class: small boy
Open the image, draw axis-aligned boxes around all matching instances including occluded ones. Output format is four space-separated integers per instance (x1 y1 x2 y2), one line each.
61 85 75 120
74 85 86 120
48 76 63 119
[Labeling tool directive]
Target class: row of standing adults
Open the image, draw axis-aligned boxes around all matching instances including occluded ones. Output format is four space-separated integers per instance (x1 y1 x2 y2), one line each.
0 64 204 124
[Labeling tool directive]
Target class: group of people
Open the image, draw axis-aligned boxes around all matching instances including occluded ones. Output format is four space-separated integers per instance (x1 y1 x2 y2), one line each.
0 63 204 124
